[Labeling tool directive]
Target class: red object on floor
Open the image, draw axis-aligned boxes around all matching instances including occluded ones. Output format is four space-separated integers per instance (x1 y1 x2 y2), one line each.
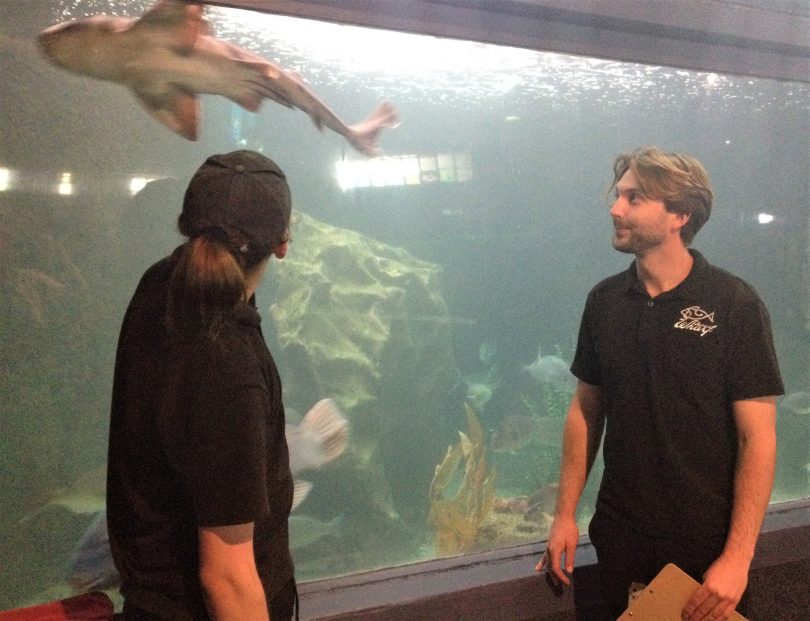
0 591 114 620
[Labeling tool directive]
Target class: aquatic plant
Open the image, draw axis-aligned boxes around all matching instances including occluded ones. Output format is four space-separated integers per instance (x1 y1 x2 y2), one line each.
428 404 496 555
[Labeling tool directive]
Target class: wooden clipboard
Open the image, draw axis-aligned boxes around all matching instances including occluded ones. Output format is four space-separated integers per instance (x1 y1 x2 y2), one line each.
617 563 748 620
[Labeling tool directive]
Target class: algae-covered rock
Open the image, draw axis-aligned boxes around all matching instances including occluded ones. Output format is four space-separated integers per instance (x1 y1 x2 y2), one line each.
266 212 458 525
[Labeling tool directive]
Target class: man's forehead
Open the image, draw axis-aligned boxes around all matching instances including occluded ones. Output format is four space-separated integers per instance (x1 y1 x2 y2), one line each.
616 170 639 190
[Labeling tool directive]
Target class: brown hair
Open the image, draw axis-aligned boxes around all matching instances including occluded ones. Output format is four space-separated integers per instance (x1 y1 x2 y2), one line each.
165 225 268 339
611 147 714 245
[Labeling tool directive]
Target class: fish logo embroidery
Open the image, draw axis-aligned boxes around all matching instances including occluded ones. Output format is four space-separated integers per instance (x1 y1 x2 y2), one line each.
674 305 718 337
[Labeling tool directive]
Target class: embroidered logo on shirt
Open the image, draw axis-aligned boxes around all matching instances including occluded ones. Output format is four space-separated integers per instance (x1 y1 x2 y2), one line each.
674 305 718 337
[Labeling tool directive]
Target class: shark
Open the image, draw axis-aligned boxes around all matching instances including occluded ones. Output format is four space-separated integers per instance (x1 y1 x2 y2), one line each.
38 0 399 156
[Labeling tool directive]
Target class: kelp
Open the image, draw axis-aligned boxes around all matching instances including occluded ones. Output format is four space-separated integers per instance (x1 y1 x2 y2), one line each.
428 404 496 555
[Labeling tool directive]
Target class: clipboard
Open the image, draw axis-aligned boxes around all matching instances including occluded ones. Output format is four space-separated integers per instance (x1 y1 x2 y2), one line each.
617 563 748 620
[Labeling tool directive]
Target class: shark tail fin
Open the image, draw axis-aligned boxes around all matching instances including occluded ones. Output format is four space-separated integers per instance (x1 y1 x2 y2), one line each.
347 101 400 157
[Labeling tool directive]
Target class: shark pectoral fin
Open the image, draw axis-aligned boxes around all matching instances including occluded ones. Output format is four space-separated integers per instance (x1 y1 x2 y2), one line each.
235 94 262 112
136 0 205 53
133 86 199 141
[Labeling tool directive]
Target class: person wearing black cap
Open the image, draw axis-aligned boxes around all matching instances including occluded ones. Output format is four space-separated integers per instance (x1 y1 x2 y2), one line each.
106 150 297 620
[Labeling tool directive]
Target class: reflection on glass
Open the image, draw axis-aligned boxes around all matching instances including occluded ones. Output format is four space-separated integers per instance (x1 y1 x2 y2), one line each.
1 0 809 612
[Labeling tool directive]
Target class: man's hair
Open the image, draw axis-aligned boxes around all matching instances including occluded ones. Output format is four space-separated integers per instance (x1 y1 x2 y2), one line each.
611 147 714 245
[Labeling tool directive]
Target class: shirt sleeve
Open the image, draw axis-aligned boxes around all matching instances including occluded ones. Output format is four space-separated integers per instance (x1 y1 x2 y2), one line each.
571 290 602 386
168 340 273 527
725 293 784 402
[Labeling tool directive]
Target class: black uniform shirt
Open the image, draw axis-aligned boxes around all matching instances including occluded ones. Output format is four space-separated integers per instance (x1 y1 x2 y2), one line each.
572 250 783 538
107 248 294 620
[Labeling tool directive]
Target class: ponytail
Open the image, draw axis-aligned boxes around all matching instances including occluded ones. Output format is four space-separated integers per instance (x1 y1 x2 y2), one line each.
165 228 248 339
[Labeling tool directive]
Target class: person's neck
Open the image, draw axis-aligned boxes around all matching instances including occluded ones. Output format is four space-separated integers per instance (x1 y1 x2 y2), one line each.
635 244 693 298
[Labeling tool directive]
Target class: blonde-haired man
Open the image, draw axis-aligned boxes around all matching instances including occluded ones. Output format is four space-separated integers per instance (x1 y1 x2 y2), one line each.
537 147 782 621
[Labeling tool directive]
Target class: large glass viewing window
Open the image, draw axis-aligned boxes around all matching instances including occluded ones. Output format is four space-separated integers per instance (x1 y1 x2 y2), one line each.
1 0 808 612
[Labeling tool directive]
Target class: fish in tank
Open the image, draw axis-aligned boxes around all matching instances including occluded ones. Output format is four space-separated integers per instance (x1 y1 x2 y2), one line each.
1 0 809 613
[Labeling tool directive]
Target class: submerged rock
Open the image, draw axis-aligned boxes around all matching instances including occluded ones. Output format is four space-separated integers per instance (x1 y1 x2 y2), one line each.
265 212 458 527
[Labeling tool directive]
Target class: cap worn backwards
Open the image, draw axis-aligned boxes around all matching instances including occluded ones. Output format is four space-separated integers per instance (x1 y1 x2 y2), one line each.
180 150 291 251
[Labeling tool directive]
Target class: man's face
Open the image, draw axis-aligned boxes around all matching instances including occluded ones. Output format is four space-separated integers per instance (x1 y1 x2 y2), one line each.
609 170 682 255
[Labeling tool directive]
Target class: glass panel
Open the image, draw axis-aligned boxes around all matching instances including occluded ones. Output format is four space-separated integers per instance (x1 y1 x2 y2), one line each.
1 0 809 611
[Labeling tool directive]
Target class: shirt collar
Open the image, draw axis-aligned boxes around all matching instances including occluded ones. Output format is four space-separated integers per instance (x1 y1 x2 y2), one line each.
622 248 708 300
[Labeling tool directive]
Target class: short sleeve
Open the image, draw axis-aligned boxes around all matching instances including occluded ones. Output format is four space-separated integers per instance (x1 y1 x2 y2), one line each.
164 338 273 527
571 291 601 386
725 294 784 402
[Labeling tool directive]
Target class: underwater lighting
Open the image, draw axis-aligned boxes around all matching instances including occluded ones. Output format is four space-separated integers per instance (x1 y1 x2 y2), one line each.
57 172 73 196
211 9 541 78
0 168 10 192
336 153 473 191
129 176 156 196
757 213 775 224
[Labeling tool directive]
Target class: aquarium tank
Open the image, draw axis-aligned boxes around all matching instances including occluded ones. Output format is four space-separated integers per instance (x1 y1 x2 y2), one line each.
1 0 809 612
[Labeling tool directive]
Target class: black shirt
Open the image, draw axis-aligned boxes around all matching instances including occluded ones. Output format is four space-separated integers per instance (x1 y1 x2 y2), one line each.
572 250 783 538
106 248 294 620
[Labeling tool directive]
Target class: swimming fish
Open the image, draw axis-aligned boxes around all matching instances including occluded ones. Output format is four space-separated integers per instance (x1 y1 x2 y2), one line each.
287 398 348 478
491 415 537 454
478 341 497 366
779 391 810 416
289 514 343 550
524 346 574 392
38 1 399 155
67 398 348 592
15 466 107 528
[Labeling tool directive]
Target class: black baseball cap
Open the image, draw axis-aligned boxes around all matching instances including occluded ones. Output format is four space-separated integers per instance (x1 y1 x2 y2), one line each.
180 150 291 251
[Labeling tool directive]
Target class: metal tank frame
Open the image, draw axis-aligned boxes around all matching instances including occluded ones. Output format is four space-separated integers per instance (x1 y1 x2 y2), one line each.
208 0 810 83
204 1 810 618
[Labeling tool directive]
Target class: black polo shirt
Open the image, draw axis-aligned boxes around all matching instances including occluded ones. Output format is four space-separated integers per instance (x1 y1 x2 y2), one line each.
107 248 294 620
572 250 783 539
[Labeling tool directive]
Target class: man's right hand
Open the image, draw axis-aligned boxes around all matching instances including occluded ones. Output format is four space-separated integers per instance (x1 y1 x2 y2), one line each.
535 515 579 587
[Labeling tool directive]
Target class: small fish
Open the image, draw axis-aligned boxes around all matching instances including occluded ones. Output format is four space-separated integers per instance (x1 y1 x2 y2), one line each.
478 341 496 366
12 268 66 327
289 514 343 550
15 466 107 527
779 391 810 416
66 398 348 592
525 482 559 522
491 415 537 454
492 496 530 514
465 382 493 412
38 1 399 155
287 398 348 477
524 346 574 392
460 361 503 412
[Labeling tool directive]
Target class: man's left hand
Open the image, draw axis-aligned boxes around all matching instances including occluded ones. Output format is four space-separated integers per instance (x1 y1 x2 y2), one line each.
680 555 748 621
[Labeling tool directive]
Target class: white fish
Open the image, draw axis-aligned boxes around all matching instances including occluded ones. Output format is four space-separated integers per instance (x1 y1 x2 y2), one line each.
289 514 343 550
524 346 574 392
15 467 107 528
287 398 348 477
38 1 399 156
779 391 810 416
67 398 349 592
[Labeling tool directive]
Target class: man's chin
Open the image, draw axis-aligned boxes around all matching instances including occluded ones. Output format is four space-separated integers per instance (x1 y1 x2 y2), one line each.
612 239 634 254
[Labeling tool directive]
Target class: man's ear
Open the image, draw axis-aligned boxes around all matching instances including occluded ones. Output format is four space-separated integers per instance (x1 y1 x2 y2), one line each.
672 210 690 232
